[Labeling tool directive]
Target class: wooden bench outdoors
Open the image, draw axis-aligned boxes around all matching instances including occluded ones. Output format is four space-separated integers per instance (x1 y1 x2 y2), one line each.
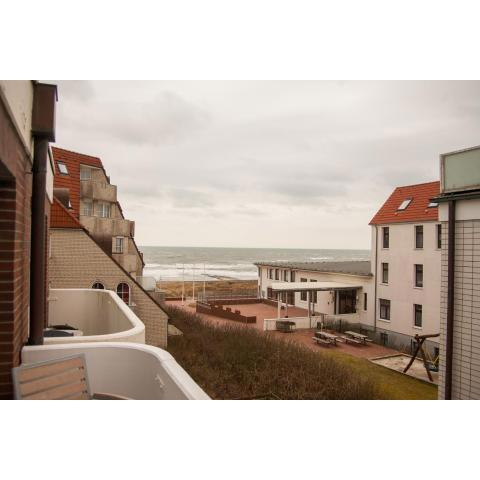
312 336 333 346
12 354 129 400
344 336 363 345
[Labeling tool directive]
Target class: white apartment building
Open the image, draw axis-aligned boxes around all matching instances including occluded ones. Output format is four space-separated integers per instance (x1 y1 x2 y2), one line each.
369 181 441 353
256 181 442 353
255 261 374 328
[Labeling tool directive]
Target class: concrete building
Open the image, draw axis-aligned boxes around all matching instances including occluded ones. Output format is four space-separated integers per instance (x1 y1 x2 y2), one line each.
256 261 374 328
52 147 144 278
435 145 480 400
49 198 169 347
256 181 442 354
369 181 442 353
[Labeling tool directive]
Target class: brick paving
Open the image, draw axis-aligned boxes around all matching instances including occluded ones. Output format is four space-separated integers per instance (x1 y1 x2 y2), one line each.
166 299 399 360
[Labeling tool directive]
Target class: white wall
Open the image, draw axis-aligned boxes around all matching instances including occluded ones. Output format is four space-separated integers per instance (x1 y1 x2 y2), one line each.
372 222 441 342
258 266 373 326
0 80 34 155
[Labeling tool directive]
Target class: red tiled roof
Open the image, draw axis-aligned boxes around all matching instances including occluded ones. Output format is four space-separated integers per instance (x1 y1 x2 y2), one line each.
50 197 84 229
52 147 104 217
369 181 440 225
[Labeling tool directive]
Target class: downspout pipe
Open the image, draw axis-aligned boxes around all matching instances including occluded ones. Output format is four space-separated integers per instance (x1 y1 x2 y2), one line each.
28 138 49 345
444 200 456 400
374 225 378 332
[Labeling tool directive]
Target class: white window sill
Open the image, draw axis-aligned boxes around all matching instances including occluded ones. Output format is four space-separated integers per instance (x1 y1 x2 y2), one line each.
413 325 423 330
413 286 423 290
378 318 391 323
380 282 388 286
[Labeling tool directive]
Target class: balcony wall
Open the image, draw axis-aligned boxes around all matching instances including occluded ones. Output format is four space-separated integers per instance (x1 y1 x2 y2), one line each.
46 289 145 344
21 342 210 399
81 179 117 203
80 215 134 237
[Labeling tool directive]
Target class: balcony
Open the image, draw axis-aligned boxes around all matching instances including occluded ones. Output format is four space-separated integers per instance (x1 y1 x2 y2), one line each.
81 179 117 203
45 288 145 344
21 342 210 399
80 215 135 237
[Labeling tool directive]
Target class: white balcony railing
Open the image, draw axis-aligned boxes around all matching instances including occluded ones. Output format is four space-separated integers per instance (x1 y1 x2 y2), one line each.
46 289 145 344
21 342 210 400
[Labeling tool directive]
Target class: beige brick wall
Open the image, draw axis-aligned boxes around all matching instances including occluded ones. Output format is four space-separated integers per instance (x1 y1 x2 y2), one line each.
439 220 480 399
49 228 168 347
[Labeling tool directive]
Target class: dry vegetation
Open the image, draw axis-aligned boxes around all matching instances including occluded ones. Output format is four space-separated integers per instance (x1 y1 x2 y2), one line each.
159 279 258 298
165 305 383 400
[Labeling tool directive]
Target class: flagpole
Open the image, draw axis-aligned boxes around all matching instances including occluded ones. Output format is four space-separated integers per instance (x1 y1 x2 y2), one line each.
181 263 185 306
192 263 195 302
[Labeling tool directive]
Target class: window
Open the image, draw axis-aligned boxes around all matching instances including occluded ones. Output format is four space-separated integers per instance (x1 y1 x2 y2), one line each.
57 162 68 175
414 304 423 328
97 202 111 218
116 283 130 304
275 269 279 280
436 224 442 249
364 293 367 311
382 227 389 249
381 262 389 284
80 166 92 180
92 282 104 289
283 270 288 281
82 200 93 216
428 201 439 208
300 278 307 301
290 270 296 282
397 198 412 210
415 225 423 249
379 299 390 321
415 264 423 287
114 237 124 254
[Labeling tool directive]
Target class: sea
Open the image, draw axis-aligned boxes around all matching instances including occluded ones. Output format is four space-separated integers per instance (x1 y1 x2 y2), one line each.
140 246 370 282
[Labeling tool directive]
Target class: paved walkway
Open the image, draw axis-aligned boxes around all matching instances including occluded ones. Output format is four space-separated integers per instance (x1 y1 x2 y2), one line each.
166 300 399 360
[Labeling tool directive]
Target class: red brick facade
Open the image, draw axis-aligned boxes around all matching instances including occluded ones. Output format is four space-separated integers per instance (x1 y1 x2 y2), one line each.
0 96 33 399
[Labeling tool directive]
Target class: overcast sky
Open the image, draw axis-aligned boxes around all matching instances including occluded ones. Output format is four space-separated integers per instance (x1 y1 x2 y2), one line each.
53 81 480 249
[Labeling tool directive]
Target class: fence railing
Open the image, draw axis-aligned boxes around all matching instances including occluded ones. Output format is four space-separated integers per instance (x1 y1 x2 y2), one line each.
197 289 258 303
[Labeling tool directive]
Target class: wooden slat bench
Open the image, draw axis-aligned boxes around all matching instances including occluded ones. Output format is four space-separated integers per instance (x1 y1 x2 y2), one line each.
312 336 333 346
12 354 129 400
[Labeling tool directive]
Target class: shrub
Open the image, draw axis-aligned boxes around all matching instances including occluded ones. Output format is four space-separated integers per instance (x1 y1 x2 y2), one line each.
166 306 382 400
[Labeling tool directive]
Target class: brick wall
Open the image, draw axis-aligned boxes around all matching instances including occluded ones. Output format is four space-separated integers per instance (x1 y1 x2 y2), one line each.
0 99 33 399
49 228 168 347
439 220 480 399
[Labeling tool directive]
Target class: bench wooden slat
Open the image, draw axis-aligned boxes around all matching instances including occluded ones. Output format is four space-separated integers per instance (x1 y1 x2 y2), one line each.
20 368 87 396
17 357 84 382
25 379 89 400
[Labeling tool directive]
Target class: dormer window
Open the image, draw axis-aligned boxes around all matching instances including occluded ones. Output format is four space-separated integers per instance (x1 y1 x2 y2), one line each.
427 201 438 208
57 162 68 175
397 198 412 211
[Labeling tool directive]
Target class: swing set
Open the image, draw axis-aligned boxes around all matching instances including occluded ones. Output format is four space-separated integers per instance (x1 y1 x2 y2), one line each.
403 333 440 382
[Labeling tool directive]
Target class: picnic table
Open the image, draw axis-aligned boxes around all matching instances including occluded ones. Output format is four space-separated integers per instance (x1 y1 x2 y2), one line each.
312 331 341 346
344 330 372 345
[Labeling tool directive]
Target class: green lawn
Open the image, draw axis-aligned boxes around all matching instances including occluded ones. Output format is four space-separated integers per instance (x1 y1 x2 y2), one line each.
166 305 437 400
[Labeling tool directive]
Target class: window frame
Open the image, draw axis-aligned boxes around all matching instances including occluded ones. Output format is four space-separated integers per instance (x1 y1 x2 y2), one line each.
363 292 367 311
91 282 105 290
382 227 389 249
300 278 307 301
275 269 279 280
82 200 93 217
116 282 131 305
379 298 391 321
283 270 288 281
290 270 296 282
414 225 424 249
80 165 92 181
414 304 423 328
97 202 111 218
381 262 389 284
436 224 442 250
114 236 124 254
57 162 69 175
414 264 423 288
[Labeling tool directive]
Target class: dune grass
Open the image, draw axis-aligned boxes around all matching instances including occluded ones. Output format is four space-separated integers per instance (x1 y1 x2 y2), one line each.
166 306 386 399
